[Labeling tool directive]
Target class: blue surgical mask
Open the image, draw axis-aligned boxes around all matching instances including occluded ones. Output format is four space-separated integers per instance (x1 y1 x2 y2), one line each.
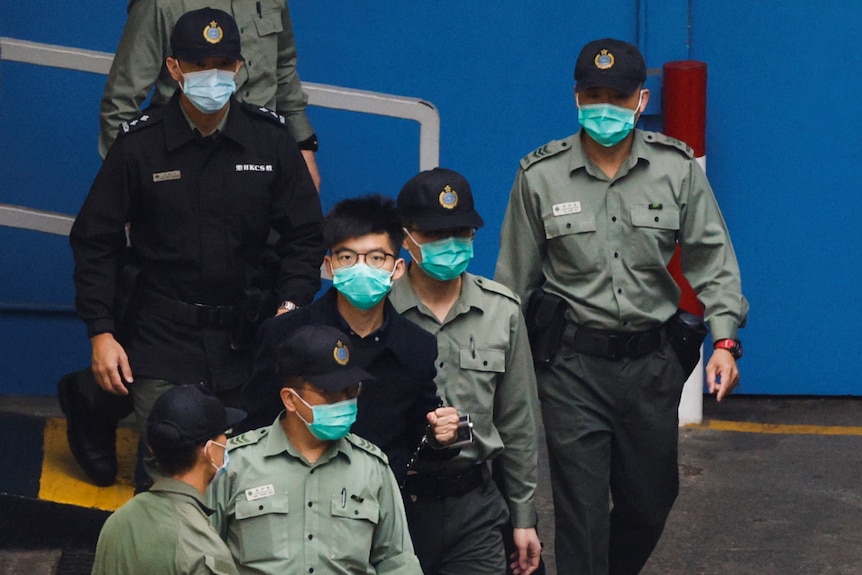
291 390 358 441
405 230 474 281
577 90 644 147
332 263 395 310
205 439 229 476
181 68 236 113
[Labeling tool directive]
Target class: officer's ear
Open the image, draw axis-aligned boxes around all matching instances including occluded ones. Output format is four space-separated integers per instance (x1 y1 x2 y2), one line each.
280 387 298 413
166 57 183 84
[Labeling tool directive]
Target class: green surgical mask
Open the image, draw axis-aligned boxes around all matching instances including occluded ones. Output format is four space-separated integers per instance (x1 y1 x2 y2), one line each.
291 390 358 441
332 263 394 310
406 230 474 281
577 90 644 147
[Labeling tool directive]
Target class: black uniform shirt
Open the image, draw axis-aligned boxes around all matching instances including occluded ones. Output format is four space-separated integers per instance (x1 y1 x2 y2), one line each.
70 93 324 390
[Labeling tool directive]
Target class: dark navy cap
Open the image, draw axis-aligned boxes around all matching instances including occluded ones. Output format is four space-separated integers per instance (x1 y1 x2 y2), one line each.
170 8 243 63
397 167 484 232
147 385 246 449
575 38 646 94
275 325 374 393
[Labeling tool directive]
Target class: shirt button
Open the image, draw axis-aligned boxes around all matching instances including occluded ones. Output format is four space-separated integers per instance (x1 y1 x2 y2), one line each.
617 289 622 294
308 501 313 507
439 362 444 368
308 534 313 540
612 216 617 222
566 223 572 229
614 252 619 258
654 216 660 222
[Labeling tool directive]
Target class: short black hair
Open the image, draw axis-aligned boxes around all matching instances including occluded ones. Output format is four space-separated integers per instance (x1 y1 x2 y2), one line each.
150 440 206 476
323 194 404 253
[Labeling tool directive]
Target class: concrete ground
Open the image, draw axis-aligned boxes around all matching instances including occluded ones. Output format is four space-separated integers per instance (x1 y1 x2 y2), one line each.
1 394 861 574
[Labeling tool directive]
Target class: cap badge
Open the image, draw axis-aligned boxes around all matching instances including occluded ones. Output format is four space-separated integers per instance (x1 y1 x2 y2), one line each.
438 185 459 210
594 49 615 70
333 340 350 366
203 21 224 44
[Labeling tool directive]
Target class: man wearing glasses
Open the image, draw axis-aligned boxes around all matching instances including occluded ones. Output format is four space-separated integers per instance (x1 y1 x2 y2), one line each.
210 324 423 574
241 194 460 485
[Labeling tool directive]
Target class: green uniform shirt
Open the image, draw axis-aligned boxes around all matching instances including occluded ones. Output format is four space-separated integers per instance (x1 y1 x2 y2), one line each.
495 130 748 340
92 477 238 575
388 272 540 528
99 0 314 156
209 418 422 575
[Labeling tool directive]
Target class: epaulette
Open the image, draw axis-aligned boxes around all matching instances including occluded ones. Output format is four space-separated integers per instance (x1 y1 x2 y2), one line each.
346 433 389 464
641 131 695 158
520 137 573 170
120 112 162 135
471 275 522 305
228 426 269 450
242 102 287 127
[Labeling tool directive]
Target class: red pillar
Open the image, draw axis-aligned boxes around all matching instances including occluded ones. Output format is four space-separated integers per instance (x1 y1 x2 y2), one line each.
663 60 707 316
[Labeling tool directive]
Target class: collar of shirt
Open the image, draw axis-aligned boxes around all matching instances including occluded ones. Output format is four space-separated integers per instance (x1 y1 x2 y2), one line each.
148 476 214 515
317 288 422 365
390 271 486 325
261 414 354 466
164 92 250 151
570 129 651 181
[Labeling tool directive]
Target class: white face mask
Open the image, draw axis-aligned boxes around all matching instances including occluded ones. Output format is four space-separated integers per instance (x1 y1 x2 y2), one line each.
205 439 229 475
181 68 237 113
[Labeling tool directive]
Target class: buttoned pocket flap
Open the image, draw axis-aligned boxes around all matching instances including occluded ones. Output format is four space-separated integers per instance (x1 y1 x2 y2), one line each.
459 348 506 373
331 495 380 524
253 8 284 36
543 211 597 239
235 493 289 519
630 206 680 230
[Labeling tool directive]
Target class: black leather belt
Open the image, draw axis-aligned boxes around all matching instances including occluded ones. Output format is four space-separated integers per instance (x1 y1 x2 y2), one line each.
571 323 664 361
403 464 488 500
137 289 235 328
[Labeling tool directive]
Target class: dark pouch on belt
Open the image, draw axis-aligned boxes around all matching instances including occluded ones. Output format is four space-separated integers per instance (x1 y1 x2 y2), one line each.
667 310 708 379
526 290 569 366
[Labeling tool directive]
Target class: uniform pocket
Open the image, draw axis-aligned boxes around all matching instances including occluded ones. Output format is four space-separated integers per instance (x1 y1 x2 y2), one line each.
629 205 680 269
542 211 602 274
234 494 290 563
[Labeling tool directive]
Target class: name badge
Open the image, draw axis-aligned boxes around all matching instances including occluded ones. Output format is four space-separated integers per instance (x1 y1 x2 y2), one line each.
152 170 181 182
552 201 581 216
245 484 275 501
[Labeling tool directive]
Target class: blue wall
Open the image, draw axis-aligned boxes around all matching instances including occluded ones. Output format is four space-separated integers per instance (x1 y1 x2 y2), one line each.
1 1 860 395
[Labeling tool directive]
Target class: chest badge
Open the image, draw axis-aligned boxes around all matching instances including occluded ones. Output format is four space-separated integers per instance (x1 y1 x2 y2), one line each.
152 170 181 182
552 201 582 216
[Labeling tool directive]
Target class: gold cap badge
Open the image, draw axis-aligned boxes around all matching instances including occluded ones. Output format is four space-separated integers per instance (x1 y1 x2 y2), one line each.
333 340 350 365
594 49 614 70
438 185 459 210
203 21 224 44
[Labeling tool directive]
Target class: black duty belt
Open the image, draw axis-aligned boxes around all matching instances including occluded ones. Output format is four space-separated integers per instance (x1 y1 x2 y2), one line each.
403 464 488 500
570 322 664 361
137 289 236 328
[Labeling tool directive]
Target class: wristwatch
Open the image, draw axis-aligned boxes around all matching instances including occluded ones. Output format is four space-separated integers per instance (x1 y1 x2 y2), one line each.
713 338 743 360
278 300 299 313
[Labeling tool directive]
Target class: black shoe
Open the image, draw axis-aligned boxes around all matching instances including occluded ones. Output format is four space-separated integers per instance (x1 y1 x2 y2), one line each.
57 371 118 486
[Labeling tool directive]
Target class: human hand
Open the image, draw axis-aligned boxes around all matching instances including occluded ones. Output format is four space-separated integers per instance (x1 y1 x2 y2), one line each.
90 333 133 395
510 527 542 575
706 348 739 402
426 406 459 445
301 150 321 192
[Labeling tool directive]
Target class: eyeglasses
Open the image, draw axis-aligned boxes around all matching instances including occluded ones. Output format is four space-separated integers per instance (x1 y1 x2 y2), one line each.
331 248 397 269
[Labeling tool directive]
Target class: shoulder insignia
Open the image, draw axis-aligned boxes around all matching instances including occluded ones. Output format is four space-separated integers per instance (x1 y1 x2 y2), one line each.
642 131 695 158
228 427 267 449
520 137 572 170
242 102 287 127
471 275 522 305
120 112 161 135
346 433 389 464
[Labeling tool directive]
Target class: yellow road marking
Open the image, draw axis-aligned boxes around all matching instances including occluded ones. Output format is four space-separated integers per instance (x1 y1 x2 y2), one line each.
691 419 862 436
39 417 137 511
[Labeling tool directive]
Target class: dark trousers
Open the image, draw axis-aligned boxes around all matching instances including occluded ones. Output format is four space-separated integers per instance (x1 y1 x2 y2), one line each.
539 334 686 575
404 475 510 575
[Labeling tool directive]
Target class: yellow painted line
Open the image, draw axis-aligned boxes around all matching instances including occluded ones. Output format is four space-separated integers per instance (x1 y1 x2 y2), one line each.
690 419 862 436
39 417 137 511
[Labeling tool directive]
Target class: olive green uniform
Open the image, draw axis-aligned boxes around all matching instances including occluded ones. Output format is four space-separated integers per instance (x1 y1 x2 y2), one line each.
92 477 238 575
388 272 540 574
99 0 314 157
209 417 422 575
495 129 748 574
